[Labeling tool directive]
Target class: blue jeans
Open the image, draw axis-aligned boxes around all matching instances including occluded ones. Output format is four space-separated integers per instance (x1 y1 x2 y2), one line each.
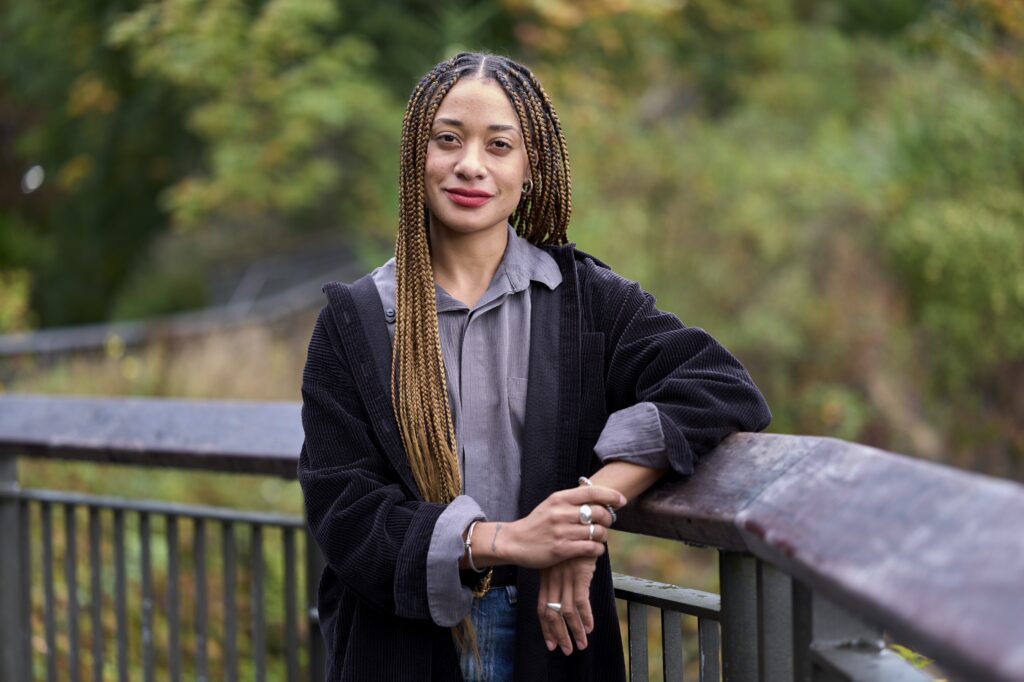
459 585 518 682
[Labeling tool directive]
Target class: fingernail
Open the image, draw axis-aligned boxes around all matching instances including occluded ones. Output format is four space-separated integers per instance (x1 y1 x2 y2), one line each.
619 494 626 506
546 640 556 651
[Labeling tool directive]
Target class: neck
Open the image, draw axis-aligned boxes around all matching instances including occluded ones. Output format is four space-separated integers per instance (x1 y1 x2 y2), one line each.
429 222 509 295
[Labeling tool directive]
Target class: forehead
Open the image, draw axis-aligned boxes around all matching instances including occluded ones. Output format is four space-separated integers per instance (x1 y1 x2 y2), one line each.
432 78 520 129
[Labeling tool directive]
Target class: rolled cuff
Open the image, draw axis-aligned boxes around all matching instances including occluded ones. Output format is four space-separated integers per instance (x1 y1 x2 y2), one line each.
426 495 486 627
593 402 669 470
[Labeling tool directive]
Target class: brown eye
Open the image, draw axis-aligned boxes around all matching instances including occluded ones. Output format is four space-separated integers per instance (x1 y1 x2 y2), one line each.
436 133 458 144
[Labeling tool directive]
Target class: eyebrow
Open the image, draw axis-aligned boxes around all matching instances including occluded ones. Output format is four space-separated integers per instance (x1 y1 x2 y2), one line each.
434 117 518 132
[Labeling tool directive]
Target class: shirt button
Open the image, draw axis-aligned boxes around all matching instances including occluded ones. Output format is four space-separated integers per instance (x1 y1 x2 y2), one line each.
385 307 396 323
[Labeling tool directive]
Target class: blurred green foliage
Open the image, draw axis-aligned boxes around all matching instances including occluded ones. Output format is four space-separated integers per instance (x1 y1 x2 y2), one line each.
1 0 1022 470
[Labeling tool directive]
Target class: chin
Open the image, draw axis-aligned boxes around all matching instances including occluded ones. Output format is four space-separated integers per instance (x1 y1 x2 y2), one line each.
430 212 510 237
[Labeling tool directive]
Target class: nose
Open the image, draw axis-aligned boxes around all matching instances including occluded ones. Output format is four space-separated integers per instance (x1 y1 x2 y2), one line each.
453 141 486 180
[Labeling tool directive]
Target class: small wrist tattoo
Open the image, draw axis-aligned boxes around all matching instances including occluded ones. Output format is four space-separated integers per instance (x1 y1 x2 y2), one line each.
491 522 503 553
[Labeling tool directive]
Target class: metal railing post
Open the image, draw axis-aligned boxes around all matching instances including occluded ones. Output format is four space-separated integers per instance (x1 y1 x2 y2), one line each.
720 551 759 681
758 561 794 681
0 455 27 681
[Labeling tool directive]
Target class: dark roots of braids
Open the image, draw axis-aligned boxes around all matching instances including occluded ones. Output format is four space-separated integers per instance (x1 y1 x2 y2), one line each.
389 52 573 654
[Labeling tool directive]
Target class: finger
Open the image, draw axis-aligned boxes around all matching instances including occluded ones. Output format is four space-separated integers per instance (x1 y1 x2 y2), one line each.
538 571 558 652
581 523 608 544
560 486 627 509
560 540 606 560
560 503 615 529
548 568 573 656
589 504 616 528
562 564 587 651
574 561 594 635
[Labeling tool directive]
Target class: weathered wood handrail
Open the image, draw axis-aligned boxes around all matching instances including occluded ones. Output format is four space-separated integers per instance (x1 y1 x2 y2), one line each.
1 394 1022 681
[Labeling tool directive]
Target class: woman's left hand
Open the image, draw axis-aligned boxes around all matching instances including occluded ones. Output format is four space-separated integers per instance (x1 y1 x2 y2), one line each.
537 555 598 655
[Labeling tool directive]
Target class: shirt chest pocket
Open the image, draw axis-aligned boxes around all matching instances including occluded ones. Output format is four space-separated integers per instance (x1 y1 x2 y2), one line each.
579 332 608 437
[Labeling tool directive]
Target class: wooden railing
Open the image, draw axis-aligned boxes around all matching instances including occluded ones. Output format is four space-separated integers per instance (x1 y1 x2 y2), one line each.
1 394 1021 681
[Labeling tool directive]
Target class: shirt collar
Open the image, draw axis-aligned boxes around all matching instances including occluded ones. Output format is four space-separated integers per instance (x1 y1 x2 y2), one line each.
501 222 563 293
374 223 563 315
433 223 561 312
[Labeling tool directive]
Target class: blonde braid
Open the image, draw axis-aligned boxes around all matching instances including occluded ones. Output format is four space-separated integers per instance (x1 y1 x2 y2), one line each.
391 52 574 654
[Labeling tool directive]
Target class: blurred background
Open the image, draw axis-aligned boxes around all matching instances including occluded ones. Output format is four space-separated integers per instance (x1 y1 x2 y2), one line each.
1 0 1021 678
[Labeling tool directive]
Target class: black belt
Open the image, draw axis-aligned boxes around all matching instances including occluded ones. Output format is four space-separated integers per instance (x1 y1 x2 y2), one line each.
488 565 517 587
460 565 518 588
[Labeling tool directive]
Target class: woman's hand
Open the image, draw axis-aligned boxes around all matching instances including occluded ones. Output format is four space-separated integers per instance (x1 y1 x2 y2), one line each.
538 556 598 654
499 486 624 569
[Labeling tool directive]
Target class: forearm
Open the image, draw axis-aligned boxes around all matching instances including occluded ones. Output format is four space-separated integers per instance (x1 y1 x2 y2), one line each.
588 460 667 503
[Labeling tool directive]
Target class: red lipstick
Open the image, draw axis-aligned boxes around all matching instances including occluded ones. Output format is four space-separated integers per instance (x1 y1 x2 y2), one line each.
445 188 492 208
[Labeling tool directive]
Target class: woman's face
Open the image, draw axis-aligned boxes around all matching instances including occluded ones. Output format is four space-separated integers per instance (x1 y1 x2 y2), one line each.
424 77 530 240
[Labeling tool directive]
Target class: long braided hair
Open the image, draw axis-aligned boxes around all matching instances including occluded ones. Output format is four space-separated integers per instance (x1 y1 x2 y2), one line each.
391 53 572 652
392 52 572 509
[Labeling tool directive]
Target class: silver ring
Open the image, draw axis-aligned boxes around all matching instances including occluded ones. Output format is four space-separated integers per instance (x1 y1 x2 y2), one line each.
578 504 593 525
546 602 563 614
588 523 595 541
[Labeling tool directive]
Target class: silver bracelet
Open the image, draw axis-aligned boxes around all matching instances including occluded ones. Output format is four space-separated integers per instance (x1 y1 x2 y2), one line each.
465 520 485 573
578 476 618 524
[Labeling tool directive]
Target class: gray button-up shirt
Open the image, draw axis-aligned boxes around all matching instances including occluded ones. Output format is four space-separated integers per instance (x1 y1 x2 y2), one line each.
371 224 668 626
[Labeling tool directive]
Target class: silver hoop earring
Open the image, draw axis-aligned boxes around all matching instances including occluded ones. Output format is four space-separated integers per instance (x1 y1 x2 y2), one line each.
522 178 533 195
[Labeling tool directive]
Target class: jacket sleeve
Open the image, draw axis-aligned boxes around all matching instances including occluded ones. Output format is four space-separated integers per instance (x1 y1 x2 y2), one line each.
298 305 446 621
585 260 772 476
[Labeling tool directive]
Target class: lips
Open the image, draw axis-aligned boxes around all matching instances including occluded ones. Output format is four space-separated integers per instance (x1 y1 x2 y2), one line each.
444 187 493 208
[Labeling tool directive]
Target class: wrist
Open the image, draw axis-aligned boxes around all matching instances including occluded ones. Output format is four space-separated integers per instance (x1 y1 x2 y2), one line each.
487 520 519 565
461 521 513 568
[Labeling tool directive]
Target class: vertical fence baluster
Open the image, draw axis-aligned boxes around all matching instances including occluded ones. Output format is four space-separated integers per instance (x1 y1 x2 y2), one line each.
662 609 684 681
252 524 266 682
167 514 181 682
0 456 28 682
65 504 80 682
19 500 33 679
791 579 813 682
42 502 56 682
698 618 720 682
89 507 103 682
114 509 128 682
284 528 299 682
140 512 155 682
305 529 326 682
194 518 208 682
223 521 238 681
628 601 649 682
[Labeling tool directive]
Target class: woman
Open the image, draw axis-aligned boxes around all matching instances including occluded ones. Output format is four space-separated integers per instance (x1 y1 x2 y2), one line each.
299 52 771 682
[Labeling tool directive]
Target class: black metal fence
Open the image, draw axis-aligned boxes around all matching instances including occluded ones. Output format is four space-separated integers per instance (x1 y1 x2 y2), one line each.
8 491 318 682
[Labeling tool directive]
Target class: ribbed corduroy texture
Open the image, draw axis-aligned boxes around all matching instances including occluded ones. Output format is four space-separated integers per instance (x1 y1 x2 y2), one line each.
297 245 771 681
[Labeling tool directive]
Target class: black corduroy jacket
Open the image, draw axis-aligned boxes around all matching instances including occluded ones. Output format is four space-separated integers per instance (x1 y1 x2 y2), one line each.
298 245 771 681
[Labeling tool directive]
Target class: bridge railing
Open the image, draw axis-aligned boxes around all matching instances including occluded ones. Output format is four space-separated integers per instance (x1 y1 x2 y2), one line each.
1 394 1021 681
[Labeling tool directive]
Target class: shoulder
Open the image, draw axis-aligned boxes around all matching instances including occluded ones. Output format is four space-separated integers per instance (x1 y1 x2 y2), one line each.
308 273 372 358
565 244 643 307
538 243 640 296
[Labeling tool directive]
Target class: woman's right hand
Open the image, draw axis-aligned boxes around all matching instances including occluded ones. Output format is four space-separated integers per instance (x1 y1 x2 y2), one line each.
501 486 625 569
